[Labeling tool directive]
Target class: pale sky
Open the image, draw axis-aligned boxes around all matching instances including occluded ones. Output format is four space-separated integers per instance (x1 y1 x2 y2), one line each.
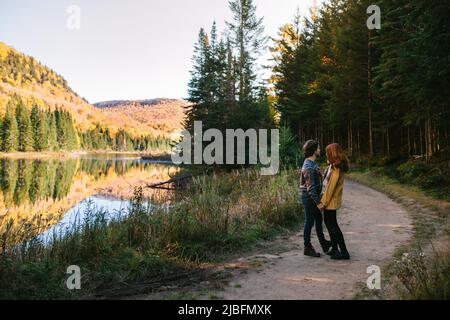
0 0 315 103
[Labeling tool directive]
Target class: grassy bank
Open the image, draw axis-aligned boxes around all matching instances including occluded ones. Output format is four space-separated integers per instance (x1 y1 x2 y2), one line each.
0 151 88 159
0 169 302 299
349 168 450 300
354 153 450 201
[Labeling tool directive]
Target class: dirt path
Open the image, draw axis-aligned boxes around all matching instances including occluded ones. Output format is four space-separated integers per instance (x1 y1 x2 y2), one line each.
209 179 413 300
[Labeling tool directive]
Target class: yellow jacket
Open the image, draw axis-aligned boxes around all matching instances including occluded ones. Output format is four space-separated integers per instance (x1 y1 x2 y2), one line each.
320 166 345 210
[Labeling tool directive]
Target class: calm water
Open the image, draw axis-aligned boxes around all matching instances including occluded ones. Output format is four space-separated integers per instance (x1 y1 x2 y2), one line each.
0 153 177 242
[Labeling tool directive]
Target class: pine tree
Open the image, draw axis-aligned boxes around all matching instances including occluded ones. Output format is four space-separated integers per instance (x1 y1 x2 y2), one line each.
374 0 450 160
270 0 450 162
1 100 19 152
223 38 238 124
270 12 309 135
55 108 69 150
226 0 267 104
185 28 210 133
15 99 33 152
30 104 48 151
47 111 58 151
115 129 132 151
63 111 79 150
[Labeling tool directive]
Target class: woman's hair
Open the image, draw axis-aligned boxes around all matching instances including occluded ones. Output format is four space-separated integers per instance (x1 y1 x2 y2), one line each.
303 140 319 158
326 143 350 173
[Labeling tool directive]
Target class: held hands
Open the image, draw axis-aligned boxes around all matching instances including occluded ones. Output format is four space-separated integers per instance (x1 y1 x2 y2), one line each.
317 203 325 211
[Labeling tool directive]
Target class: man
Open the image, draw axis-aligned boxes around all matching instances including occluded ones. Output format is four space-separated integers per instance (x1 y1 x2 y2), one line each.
300 140 332 257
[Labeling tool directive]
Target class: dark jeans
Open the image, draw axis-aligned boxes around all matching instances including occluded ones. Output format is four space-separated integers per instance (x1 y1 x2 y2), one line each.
324 210 348 254
301 196 326 247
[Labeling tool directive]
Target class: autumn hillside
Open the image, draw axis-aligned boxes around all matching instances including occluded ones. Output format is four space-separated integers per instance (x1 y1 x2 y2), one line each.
94 99 189 138
0 41 187 138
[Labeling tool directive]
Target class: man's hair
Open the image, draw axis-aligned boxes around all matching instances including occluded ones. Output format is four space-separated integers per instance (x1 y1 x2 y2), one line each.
303 140 319 158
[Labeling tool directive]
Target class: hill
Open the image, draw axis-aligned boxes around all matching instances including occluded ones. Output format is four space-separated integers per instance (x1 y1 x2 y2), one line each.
94 99 188 137
0 42 187 138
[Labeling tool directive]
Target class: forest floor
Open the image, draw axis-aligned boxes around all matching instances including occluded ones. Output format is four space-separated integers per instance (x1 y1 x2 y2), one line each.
128 179 415 300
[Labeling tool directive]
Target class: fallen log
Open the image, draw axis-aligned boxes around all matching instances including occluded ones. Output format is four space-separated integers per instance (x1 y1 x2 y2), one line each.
145 173 193 190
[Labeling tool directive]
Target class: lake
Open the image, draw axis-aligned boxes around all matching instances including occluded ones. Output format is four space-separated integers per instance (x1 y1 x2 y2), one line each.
0 153 178 245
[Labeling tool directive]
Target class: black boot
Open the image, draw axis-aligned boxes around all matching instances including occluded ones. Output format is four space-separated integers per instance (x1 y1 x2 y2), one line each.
330 251 350 260
304 244 321 258
326 247 340 256
319 239 332 254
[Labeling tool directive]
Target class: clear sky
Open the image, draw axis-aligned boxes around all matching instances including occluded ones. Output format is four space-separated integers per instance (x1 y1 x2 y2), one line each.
0 0 314 103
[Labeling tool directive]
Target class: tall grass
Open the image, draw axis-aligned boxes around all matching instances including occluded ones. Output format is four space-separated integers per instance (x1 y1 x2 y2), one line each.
395 249 450 300
0 169 302 299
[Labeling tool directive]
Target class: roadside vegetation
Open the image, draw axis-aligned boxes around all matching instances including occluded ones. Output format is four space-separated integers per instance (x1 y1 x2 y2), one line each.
349 159 450 300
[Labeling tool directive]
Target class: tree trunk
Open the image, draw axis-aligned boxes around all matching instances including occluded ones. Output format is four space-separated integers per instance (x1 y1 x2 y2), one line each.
427 117 433 162
419 123 423 156
368 29 374 158
320 120 324 147
357 127 361 158
347 122 351 156
386 127 390 158
407 125 411 157
413 127 417 155
433 119 438 152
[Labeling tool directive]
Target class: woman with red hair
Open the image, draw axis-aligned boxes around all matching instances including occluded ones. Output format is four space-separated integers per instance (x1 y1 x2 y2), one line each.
318 143 351 260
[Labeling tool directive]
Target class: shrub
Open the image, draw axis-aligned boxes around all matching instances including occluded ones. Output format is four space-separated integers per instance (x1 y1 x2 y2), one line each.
395 249 450 300
279 126 304 170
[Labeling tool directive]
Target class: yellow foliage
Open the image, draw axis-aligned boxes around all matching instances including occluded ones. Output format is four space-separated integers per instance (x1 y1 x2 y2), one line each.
321 56 334 66
308 81 319 95
0 42 11 60
0 93 9 116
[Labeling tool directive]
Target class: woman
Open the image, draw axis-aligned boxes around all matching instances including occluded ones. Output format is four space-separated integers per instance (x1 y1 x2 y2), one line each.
318 143 350 260
300 140 332 258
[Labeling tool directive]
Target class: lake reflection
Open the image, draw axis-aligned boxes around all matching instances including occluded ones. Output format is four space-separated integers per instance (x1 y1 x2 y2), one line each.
0 154 177 245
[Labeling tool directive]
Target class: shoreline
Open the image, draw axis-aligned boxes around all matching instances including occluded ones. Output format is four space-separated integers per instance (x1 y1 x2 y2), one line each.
0 150 172 160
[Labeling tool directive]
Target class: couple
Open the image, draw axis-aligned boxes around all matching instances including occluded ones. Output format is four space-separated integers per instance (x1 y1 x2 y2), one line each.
300 140 350 260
